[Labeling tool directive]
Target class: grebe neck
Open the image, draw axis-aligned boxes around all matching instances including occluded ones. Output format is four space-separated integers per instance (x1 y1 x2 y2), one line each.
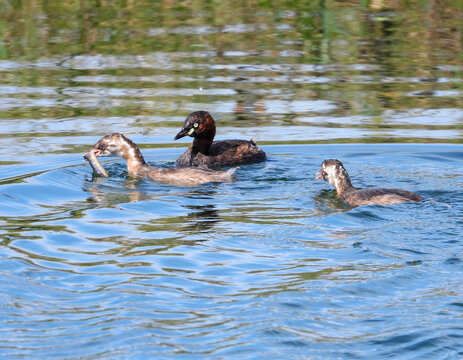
334 173 355 196
119 135 147 172
192 137 214 155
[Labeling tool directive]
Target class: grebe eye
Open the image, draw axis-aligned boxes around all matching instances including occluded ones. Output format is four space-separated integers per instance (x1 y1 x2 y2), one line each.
99 143 106 150
193 122 198 128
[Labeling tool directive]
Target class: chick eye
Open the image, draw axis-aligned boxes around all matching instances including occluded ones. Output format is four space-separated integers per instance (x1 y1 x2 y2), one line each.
193 122 199 128
99 143 106 150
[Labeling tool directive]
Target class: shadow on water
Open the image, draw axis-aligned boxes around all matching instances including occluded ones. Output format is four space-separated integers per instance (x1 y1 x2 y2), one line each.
314 189 352 212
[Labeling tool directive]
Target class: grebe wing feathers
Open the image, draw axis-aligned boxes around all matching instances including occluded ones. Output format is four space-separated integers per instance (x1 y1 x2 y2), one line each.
343 188 424 206
176 139 265 167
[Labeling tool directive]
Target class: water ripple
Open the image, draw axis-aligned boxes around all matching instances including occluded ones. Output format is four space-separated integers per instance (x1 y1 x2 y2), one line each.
1 2 463 357
1 145 463 357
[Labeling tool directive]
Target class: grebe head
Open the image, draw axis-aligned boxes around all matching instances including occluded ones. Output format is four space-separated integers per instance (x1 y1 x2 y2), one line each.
316 159 352 191
90 132 143 159
88 133 146 169
174 111 216 141
89 133 127 157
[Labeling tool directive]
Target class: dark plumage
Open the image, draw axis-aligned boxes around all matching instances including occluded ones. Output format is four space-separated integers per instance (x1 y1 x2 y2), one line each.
316 159 423 207
174 111 266 167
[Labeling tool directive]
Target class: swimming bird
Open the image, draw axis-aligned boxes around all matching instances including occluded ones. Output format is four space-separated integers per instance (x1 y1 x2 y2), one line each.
84 133 236 186
316 159 423 207
174 111 266 167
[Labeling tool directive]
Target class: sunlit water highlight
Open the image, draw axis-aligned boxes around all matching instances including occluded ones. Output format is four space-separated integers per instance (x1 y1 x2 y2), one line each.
1 1 463 358
1 144 463 359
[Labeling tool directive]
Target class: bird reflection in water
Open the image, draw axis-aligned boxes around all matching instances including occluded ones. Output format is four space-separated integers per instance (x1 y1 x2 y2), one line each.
84 179 220 234
84 176 149 208
180 203 220 234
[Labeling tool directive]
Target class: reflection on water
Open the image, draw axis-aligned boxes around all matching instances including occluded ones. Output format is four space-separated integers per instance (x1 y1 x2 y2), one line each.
1 1 463 359
1 145 463 359
0 1 462 150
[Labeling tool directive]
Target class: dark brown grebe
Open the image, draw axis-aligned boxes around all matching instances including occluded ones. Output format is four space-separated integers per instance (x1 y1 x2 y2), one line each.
174 111 266 167
84 133 236 186
316 159 423 207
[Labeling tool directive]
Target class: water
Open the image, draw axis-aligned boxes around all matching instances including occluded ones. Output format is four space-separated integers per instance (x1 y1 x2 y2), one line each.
1 1 463 359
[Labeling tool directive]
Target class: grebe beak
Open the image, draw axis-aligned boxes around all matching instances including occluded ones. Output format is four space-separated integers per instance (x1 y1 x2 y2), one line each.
174 127 191 140
83 148 101 159
315 170 323 180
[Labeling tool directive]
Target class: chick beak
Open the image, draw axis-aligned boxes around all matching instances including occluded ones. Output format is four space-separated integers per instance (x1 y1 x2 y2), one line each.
315 170 323 180
174 127 190 140
83 148 100 160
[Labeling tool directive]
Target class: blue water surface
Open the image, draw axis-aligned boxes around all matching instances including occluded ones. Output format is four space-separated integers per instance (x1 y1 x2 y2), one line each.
1 144 462 359
1 1 463 357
